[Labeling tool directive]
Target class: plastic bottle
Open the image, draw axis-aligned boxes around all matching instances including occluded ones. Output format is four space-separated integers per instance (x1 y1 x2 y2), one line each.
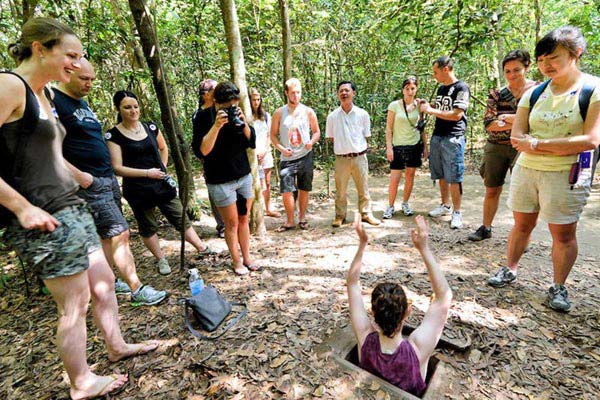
188 268 204 296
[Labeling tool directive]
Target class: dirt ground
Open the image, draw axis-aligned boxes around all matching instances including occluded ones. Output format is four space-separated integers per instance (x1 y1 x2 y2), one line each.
0 171 599 399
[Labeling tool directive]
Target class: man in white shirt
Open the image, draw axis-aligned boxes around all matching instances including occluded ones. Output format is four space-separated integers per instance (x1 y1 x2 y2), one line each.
326 81 380 227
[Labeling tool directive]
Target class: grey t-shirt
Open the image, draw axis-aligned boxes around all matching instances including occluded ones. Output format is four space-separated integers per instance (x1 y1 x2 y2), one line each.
278 104 312 161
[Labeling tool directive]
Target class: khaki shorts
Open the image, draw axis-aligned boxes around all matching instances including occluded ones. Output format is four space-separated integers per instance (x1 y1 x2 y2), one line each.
507 164 591 224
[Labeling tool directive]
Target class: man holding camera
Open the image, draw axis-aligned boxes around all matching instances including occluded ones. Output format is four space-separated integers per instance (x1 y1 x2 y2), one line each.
419 56 470 229
192 81 258 275
326 81 380 227
54 58 167 305
270 78 321 231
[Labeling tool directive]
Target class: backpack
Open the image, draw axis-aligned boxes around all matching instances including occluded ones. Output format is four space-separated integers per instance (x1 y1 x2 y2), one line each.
530 78 599 179
0 72 42 227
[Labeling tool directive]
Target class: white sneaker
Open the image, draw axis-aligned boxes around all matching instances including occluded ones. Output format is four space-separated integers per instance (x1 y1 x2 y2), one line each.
382 206 394 219
429 204 452 217
450 212 463 229
158 257 171 275
402 202 414 216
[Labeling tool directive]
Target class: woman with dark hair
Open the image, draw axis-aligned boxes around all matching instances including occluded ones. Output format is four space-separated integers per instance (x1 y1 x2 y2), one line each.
193 79 226 238
488 26 600 312
0 17 158 399
347 214 452 396
248 87 280 217
106 90 213 275
192 81 258 275
469 50 537 242
382 76 427 219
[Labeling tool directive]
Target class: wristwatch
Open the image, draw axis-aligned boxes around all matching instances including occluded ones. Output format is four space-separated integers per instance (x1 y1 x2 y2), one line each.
530 138 539 150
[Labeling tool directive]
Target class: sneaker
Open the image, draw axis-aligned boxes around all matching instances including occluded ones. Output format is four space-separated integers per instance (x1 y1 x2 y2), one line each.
131 285 167 306
488 266 517 288
428 204 452 217
468 225 492 241
402 202 414 216
114 279 132 295
157 257 171 275
547 284 571 312
382 206 394 219
450 211 463 229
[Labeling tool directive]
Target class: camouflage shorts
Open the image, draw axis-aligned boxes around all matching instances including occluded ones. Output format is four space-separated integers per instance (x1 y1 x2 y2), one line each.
4 205 101 280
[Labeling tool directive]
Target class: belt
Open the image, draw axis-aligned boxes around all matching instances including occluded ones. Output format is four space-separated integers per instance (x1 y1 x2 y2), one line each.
337 149 367 158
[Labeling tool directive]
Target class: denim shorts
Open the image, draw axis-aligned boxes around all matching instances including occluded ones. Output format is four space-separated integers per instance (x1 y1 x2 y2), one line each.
78 175 129 239
390 142 423 170
207 173 254 208
279 151 314 193
429 135 465 183
4 205 100 280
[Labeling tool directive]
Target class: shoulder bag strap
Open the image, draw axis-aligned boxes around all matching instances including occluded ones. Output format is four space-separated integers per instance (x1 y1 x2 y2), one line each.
578 81 596 121
184 301 248 340
141 122 167 172
401 99 419 129
529 80 551 111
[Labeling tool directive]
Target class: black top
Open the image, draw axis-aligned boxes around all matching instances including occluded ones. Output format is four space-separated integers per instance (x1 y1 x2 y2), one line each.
53 89 114 177
432 80 470 137
105 121 169 207
191 106 256 184
0 72 82 218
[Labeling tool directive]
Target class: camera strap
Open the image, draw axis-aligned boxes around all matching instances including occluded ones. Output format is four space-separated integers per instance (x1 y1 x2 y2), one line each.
402 99 421 130
142 121 167 173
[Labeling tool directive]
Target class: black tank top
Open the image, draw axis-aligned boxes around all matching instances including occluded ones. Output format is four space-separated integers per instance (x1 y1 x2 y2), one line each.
0 72 82 216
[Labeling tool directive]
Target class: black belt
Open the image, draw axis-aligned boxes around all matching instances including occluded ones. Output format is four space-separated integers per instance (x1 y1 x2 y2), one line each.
338 149 367 158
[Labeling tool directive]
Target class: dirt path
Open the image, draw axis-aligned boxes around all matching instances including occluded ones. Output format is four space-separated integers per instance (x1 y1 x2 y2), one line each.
1 172 598 399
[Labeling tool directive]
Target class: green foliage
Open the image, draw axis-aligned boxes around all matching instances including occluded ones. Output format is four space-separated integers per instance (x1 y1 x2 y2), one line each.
1 0 598 163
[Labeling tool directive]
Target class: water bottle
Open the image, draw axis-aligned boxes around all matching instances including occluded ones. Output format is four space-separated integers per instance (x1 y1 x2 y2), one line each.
188 268 204 296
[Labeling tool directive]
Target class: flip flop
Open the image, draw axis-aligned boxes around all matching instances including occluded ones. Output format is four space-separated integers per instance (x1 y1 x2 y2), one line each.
232 264 249 275
108 341 160 362
244 262 260 271
196 246 218 257
266 210 282 218
298 221 309 230
275 225 295 233
76 374 128 400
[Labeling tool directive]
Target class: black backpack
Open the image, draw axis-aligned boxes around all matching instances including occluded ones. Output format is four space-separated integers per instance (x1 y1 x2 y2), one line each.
529 78 599 179
0 72 42 227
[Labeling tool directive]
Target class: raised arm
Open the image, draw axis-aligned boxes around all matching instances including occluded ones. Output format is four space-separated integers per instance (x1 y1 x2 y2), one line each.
407 216 452 366
347 213 375 349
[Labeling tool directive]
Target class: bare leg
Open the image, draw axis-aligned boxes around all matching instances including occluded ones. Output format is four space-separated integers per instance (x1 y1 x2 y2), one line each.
239 198 254 265
297 190 310 222
439 178 450 206
281 192 295 227
507 211 538 271
449 182 462 212
107 230 142 292
388 170 403 206
263 169 279 216
218 203 248 274
44 267 127 400
142 234 165 261
183 226 209 252
403 168 416 203
548 222 578 284
482 186 502 228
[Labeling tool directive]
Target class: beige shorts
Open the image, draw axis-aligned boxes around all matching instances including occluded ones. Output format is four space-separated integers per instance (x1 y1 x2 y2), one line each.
507 164 591 224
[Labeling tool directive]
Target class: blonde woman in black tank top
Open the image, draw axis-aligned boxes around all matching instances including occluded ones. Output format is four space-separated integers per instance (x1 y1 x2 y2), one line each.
0 18 159 399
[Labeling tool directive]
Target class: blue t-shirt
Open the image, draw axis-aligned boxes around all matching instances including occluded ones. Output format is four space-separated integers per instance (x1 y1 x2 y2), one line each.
53 89 113 178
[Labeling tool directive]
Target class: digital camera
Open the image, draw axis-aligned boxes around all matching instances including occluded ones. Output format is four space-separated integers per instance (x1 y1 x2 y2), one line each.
163 175 177 188
223 105 245 128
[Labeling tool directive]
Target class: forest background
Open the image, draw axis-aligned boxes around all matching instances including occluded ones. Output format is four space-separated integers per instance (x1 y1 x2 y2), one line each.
1 0 599 172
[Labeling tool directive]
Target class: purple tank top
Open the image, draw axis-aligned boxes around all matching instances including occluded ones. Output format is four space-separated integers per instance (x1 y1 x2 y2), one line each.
359 332 426 397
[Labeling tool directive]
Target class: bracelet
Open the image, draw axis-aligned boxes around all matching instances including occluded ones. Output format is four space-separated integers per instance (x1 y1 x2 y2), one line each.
530 138 539 150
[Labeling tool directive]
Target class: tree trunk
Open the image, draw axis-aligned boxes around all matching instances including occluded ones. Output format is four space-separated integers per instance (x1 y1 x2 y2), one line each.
22 0 38 23
533 0 542 43
128 0 191 270
219 0 266 236
278 0 292 87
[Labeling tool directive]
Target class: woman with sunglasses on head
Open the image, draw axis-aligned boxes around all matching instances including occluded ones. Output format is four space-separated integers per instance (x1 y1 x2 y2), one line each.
0 18 158 399
106 90 213 276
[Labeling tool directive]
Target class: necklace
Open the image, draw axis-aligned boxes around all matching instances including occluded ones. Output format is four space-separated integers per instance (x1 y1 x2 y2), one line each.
122 122 142 135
